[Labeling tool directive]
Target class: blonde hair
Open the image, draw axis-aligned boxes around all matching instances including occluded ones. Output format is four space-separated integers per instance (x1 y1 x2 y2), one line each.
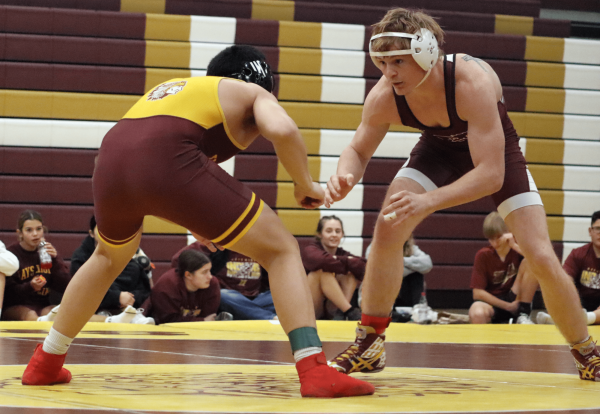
371 8 445 54
482 211 508 239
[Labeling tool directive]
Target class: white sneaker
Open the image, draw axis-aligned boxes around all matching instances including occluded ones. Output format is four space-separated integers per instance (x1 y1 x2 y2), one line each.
516 313 535 324
106 305 137 324
37 305 60 322
131 308 155 325
536 311 554 325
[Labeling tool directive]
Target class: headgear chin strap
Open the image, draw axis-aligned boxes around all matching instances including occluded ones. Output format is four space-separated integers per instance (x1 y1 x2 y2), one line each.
369 28 439 88
231 59 275 93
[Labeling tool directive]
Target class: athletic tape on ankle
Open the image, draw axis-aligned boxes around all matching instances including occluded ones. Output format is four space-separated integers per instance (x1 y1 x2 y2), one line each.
288 327 322 353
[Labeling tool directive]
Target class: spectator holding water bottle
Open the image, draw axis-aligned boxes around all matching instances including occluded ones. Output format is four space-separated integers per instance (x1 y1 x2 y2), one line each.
2 210 71 321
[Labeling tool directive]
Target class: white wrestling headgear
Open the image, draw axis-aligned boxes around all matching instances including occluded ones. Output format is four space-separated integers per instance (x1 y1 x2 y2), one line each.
369 28 439 87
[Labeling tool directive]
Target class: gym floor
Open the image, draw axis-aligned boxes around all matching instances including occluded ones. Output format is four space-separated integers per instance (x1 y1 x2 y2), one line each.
1 320 599 413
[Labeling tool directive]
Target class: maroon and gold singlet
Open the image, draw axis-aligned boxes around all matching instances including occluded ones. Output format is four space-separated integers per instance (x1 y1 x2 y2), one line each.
93 76 263 247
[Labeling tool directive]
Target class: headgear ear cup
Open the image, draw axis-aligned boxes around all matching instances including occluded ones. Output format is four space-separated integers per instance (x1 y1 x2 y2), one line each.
410 29 439 71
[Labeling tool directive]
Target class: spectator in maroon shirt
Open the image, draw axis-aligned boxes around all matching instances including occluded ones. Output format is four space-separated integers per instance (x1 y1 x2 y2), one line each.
469 211 538 324
302 216 365 320
2 210 71 321
143 250 220 324
0 239 19 320
538 210 600 326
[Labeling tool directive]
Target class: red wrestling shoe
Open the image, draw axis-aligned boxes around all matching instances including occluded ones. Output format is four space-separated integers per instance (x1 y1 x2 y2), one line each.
329 324 386 374
570 336 600 381
296 352 375 398
22 344 72 385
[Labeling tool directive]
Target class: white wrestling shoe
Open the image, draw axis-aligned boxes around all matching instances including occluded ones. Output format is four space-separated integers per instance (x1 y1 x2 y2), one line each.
131 308 155 325
105 305 137 324
536 311 554 325
37 305 60 322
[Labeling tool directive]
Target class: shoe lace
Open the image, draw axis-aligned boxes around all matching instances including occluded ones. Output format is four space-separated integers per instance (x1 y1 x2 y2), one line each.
334 343 360 362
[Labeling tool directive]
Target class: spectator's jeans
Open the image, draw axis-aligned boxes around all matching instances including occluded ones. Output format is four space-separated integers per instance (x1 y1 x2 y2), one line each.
219 289 276 320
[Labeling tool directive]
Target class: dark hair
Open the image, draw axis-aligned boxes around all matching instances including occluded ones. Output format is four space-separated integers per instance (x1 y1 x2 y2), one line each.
592 210 600 226
177 250 211 277
17 209 43 231
315 215 344 241
207 45 275 92
89 215 97 232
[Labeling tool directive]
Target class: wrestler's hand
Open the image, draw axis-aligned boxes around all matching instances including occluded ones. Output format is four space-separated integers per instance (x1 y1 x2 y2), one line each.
325 174 354 207
294 182 325 209
381 190 433 227
191 231 223 253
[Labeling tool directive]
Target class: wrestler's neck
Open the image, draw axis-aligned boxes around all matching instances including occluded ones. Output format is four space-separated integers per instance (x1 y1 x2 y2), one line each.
403 58 444 102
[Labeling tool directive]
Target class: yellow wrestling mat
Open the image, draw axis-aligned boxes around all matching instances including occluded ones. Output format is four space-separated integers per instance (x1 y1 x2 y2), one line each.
2 320 599 345
1 365 599 412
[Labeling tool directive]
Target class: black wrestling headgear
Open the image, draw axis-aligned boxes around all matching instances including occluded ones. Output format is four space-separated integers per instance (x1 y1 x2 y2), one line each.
231 59 275 93
207 45 275 93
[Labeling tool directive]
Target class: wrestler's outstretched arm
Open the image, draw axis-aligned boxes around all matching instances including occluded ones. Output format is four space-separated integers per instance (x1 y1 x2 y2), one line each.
325 82 391 207
253 91 325 209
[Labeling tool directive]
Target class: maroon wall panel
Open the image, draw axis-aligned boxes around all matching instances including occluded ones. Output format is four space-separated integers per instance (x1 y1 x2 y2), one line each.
233 154 278 181
139 235 188 262
502 86 527 111
245 182 277 207
0 0 120 11
426 265 472 289
0 176 93 204
235 19 279 46
488 60 527 86
0 147 97 176
165 0 252 19
0 204 93 232
445 32 527 60
541 0 600 11
245 136 275 154
416 213 485 240
533 18 571 38
363 158 406 184
418 239 486 265
294 2 388 26
362 184 387 211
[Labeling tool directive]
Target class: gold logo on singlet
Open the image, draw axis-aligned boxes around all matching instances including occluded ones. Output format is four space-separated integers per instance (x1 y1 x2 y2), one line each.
147 81 187 101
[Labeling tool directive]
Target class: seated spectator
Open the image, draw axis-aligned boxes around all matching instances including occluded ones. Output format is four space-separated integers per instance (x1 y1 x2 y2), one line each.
365 233 432 308
302 215 364 320
2 210 71 321
538 210 600 326
143 250 220 324
469 211 538 324
71 216 152 315
172 243 276 320
0 239 19 320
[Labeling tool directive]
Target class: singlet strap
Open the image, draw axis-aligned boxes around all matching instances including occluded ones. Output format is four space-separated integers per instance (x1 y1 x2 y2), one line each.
444 54 460 124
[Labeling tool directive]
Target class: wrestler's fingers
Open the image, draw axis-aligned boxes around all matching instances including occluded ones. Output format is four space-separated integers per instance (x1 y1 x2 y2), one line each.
327 177 341 198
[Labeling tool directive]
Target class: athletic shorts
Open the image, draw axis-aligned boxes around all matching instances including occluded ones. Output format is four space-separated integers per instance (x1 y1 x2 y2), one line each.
491 291 518 324
93 117 263 248
395 136 543 219
581 296 600 312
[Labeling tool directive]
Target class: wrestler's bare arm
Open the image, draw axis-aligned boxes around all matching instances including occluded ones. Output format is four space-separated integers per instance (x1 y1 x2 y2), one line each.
326 79 396 204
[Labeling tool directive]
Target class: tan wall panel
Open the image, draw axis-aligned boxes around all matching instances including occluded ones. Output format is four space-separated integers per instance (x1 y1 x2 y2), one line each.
277 210 320 236
276 182 298 208
143 216 187 234
525 88 565 113
525 62 565 88
278 21 321 48
300 129 321 155
145 41 191 69
546 216 565 242
145 14 190 41
539 190 564 215
278 48 322 75
278 74 322 101
121 0 166 14
525 138 564 164
252 0 295 21
509 112 564 138
528 165 564 190
282 102 361 129
145 68 192 93
525 37 564 62
276 156 321 182
1 91 137 121
494 15 533 36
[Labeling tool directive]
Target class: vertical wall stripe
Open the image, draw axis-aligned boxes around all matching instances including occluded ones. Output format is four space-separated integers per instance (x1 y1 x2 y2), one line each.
321 76 365 104
539 190 564 216
562 115 600 140
528 165 564 190
278 47 322 75
121 0 166 14
563 217 593 243
320 50 365 77
525 62 565 88
276 182 298 208
251 0 295 21
564 90 600 116
524 138 564 164
144 68 192 93
525 88 565 113
546 216 565 242
145 14 190 41
189 16 237 43
563 167 600 191
563 140 600 166
494 15 534 36
278 21 321 48
524 36 564 62
564 65 600 90
189 43 230 70
145 40 191 69
278 74 322 102
277 210 320 235
282 102 363 129
563 38 600 65
276 157 320 182
562 191 600 215
509 113 564 138
562 242 587 263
